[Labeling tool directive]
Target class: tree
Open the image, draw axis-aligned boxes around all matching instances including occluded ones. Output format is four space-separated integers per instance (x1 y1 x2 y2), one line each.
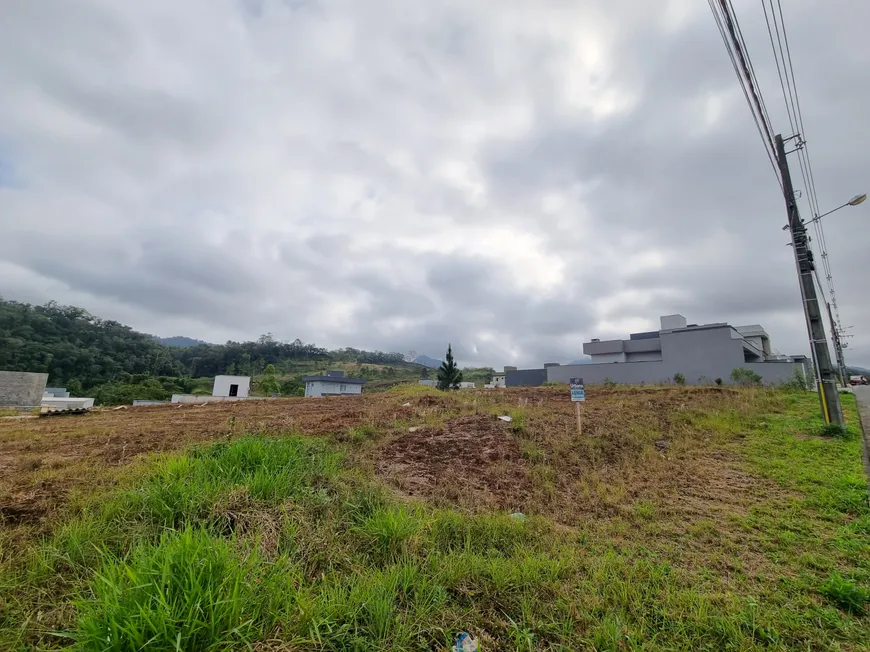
258 363 281 395
421 366 430 379
437 343 463 390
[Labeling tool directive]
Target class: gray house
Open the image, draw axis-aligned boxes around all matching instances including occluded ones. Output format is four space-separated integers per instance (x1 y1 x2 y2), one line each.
302 370 366 397
508 314 809 387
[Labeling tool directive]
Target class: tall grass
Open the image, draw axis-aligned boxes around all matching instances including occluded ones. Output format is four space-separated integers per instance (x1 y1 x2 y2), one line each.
73 528 289 651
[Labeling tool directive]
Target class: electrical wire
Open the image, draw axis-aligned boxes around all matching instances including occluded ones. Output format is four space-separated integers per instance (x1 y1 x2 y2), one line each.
706 0 782 186
762 0 845 338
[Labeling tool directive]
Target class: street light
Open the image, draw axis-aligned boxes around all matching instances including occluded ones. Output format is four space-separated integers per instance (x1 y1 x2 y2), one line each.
783 192 867 229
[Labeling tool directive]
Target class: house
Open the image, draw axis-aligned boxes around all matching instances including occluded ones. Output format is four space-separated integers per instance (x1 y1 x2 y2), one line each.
458 381 476 389
303 370 366 397
213 375 251 398
172 375 254 403
507 314 810 387
491 368 515 388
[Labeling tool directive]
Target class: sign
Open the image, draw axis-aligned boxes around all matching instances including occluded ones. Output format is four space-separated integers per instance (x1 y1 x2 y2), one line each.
569 377 585 402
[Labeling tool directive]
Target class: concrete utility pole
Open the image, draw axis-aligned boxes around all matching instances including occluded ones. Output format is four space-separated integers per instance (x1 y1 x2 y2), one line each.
827 302 849 388
776 134 844 426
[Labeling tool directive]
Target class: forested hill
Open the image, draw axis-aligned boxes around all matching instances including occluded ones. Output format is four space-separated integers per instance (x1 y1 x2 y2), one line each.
0 298 409 389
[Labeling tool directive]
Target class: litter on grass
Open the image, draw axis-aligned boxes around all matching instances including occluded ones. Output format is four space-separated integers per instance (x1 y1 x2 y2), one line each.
453 632 478 652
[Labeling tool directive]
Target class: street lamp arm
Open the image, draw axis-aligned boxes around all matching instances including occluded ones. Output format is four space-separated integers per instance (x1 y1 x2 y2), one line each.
782 192 866 230
806 201 852 225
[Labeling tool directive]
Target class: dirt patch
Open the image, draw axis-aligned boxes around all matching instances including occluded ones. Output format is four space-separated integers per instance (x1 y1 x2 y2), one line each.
376 415 531 510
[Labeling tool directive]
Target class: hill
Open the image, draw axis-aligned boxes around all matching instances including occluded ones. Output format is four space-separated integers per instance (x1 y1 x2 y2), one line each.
0 298 424 398
152 335 207 348
414 354 442 368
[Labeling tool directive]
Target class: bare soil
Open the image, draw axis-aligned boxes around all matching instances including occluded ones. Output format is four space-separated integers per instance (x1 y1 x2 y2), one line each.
376 415 530 510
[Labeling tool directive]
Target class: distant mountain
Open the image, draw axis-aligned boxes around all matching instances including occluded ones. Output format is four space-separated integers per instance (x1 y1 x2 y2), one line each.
152 336 207 348
568 357 593 365
414 354 442 368
846 366 870 376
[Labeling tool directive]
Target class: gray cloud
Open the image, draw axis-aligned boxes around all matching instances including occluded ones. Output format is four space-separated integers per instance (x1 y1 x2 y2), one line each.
1 0 869 368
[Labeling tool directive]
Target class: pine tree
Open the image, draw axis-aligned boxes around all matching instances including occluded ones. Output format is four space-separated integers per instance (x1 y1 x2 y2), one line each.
437 343 463 390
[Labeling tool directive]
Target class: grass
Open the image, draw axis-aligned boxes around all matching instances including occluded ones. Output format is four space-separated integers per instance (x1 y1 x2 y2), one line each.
0 387 868 650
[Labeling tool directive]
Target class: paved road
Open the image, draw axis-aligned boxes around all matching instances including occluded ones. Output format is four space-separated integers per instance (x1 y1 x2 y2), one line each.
852 386 870 490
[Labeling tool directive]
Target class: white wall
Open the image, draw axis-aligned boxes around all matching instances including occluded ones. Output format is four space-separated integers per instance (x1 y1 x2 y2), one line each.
492 375 506 388
171 395 262 404
213 375 251 398
305 381 363 397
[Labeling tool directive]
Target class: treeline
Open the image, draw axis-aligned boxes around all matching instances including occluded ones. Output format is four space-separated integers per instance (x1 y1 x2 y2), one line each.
0 298 410 390
0 299 182 388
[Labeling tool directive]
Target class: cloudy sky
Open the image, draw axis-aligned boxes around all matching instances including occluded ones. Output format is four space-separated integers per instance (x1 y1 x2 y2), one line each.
1 0 868 367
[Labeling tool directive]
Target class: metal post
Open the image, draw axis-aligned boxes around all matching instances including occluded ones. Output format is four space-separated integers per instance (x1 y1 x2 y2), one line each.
776 134 844 426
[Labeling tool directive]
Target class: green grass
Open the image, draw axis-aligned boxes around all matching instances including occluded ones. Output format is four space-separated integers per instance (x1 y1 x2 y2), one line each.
1 389 868 650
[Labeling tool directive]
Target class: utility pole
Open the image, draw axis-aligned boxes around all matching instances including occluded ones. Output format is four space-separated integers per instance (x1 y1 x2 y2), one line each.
826 302 849 387
776 134 844 426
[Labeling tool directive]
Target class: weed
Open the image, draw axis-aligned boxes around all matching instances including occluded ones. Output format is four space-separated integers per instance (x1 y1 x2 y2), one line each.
816 423 852 439
348 424 378 443
352 506 421 561
673 372 686 386
820 572 868 614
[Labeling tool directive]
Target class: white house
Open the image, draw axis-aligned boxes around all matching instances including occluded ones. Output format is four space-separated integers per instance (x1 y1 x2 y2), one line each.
302 370 366 397
213 375 251 398
458 381 476 389
491 373 506 388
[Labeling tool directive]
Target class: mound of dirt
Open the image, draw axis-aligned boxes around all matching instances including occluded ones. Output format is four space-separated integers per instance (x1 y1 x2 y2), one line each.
376 415 531 510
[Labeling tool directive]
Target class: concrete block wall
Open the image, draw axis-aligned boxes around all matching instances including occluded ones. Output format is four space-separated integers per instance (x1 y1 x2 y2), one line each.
0 371 49 407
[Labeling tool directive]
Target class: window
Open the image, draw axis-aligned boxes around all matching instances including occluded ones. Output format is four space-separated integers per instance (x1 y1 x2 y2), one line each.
228 384 239 397
340 384 347 392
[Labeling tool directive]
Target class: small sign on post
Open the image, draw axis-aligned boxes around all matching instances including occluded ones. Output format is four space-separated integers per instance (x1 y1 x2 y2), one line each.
569 378 585 435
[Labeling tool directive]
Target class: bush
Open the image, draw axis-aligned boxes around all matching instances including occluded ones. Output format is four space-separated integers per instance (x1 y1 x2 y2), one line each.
603 378 617 389
730 368 763 387
715 378 723 386
280 380 304 396
91 379 170 406
673 373 686 386
780 368 808 391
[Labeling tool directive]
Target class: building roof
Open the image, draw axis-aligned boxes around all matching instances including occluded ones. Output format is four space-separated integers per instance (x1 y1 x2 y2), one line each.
302 376 366 384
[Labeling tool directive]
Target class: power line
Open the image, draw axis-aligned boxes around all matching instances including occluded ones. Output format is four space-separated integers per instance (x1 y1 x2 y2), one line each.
706 0 781 186
765 0 845 335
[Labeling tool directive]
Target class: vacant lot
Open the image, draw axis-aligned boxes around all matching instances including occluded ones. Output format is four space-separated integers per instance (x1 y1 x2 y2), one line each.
0 386 868 650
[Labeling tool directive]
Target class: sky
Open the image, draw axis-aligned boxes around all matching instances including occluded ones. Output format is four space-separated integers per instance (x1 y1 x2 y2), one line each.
1 0 868 368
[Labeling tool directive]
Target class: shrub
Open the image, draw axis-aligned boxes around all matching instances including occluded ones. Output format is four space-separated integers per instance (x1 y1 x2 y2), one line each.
730 368 763 386
603 378 617 389
715 378 723 386
780 368 808 391
673 373 686 386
